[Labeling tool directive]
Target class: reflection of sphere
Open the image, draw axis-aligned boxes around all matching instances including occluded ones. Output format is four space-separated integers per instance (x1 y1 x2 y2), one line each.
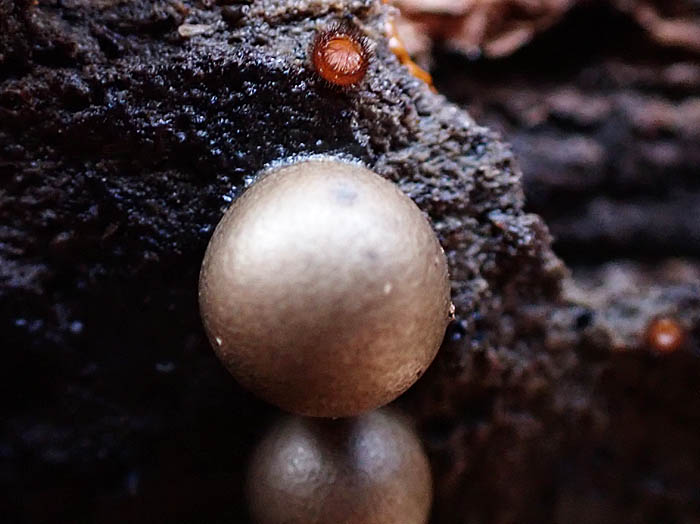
199 159 452 417
247 410 432 524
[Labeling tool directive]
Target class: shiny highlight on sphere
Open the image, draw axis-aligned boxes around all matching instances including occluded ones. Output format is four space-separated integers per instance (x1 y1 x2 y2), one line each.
198 159 452 417
247 410 433 524
311 23 372 86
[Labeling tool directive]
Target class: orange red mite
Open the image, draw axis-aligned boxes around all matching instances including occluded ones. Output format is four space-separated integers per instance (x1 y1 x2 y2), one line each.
646 317 686 354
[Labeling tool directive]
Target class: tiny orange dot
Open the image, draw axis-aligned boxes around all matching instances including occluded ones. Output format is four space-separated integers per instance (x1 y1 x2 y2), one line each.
311 24 372 87
646 317 685 353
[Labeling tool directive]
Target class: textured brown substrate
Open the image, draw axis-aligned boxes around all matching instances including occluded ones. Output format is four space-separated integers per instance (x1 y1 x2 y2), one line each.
1 1 698 523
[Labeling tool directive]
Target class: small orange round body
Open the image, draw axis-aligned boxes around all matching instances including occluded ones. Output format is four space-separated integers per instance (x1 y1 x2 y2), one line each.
646 317 685 353
312 25 372 86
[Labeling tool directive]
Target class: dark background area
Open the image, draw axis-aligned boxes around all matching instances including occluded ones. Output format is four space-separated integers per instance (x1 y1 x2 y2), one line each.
431 1 699 264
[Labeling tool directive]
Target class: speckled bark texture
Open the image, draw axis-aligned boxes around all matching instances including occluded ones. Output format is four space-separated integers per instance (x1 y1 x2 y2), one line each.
1 1 698 523
408 1 700 522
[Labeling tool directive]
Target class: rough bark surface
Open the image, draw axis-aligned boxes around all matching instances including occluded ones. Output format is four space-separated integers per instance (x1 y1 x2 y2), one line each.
1 1 698 523
414 1 700 522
